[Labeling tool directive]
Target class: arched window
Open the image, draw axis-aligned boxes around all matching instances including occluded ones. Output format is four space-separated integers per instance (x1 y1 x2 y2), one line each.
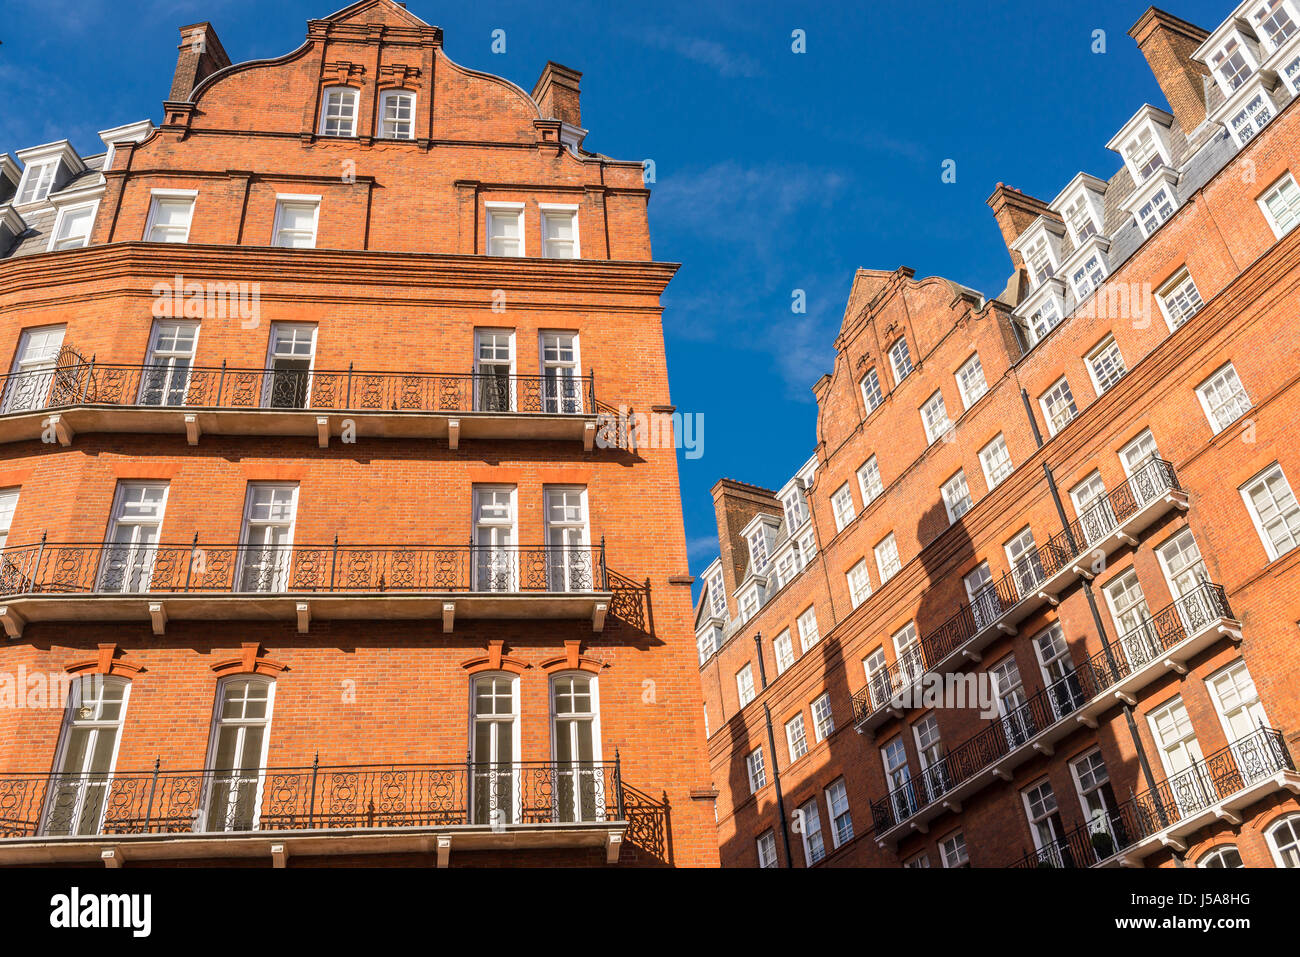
45 676 130 836
379 89 416 139
551 673 603 822
1197 845 1244 868
319 86 359 137
205 676 274 832
1268 815 1300 867
470 673 518 825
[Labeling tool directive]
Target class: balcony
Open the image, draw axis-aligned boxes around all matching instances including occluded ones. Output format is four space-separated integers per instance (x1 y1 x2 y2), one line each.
870 672 1094 846
0 541 617 636
0 759 635 866
866 584 1241 845
1010 727 1299 868
0 361 628 450
852 458 1186 733
1072 582 1240 726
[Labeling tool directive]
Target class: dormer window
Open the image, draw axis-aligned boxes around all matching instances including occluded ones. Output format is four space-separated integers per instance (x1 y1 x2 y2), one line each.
1024 235 1055 286
1229 92 1274 145
1136 186 1175 236
782 487 807 531
1252 0 1298 50
319 87 359 137
706 568 727 618
1127 128 1164 181
1109 107 1175 188
49 202 96 251
1051 174 1109 248
748 527 770 575
379 90 416 139
1211 37 1254 92
1070 253 1107 300
16 160 57 205
1062 197 1097 243
1028 296 1062 346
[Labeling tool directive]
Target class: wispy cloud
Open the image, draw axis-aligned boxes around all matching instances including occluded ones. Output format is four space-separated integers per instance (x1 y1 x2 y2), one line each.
640 27 761 78
652 161 852 397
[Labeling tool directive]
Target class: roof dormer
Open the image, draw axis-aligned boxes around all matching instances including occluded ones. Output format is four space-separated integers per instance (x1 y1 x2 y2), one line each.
12 141 86 208
1246 0 1300 55
0 205 27 257
1050 172 1109 247
1196 15 1266 98
1012 274 1067 350
740 512 782 581
1009 216 1066 289
1107 105 1176 185
0 155 21 206
98 120 156 172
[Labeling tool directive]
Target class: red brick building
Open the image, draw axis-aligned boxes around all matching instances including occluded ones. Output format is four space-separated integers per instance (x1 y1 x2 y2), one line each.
0 0 717 868
697 3 1300 869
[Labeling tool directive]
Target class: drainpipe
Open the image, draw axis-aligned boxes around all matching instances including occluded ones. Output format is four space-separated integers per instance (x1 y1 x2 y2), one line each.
762 702 794 868
1020 389 1044 449
753 633 768 690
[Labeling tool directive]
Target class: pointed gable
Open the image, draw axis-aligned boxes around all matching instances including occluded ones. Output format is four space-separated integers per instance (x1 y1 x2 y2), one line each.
321 0 430 29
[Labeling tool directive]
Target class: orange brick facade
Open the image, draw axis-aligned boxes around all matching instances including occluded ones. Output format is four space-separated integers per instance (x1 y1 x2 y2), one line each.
0 0 717 867
697 5 1300 869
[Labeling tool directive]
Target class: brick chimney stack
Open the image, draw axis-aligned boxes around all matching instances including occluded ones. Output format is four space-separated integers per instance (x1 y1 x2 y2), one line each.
531 62 583 128
1129 7 1212 135
170 22 232 102
986 184 1056 270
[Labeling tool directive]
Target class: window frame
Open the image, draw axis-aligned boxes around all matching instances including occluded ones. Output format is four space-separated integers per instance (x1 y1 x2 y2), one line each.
1039 377 1078 436
203 675 277 832
1085 335 1127 395
47 200 99 252
1156 268 1205 332
831 482 856 532
979 433 1014 490
378 89 417 140
1240 462 1300 562
1195 362 1252 435
271 194 321 249
539 203 581 259
143 190 197 243
484 201 526 257
1258 173 1300 238
955 353 988 410
319 86 360 137
941 470 973 523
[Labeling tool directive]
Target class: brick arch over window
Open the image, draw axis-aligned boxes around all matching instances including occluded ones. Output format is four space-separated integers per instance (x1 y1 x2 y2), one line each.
211 642 288 678
461 639 528 676
65 643 143 679
540 639 604 675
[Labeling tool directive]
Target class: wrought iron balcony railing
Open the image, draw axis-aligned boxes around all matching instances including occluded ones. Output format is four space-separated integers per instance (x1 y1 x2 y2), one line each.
1043 457 1182 567
1078 582 1232 695
851 458 1182 726
0 540 609 596
870 670 1089 833
1011 727 1294 868
0 362 599 417
0 759 626 840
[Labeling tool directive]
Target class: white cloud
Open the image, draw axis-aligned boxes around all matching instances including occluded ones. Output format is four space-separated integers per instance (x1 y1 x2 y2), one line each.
640 28 761 78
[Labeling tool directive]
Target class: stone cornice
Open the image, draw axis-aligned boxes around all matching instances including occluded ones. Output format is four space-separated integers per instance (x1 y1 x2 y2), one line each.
0 242 680 302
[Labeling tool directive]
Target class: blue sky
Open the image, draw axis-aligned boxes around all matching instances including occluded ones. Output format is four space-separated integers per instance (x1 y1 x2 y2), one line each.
2 0 1234 580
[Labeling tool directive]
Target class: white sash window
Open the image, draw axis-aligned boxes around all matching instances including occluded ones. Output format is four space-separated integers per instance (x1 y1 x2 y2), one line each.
204 677 274 832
